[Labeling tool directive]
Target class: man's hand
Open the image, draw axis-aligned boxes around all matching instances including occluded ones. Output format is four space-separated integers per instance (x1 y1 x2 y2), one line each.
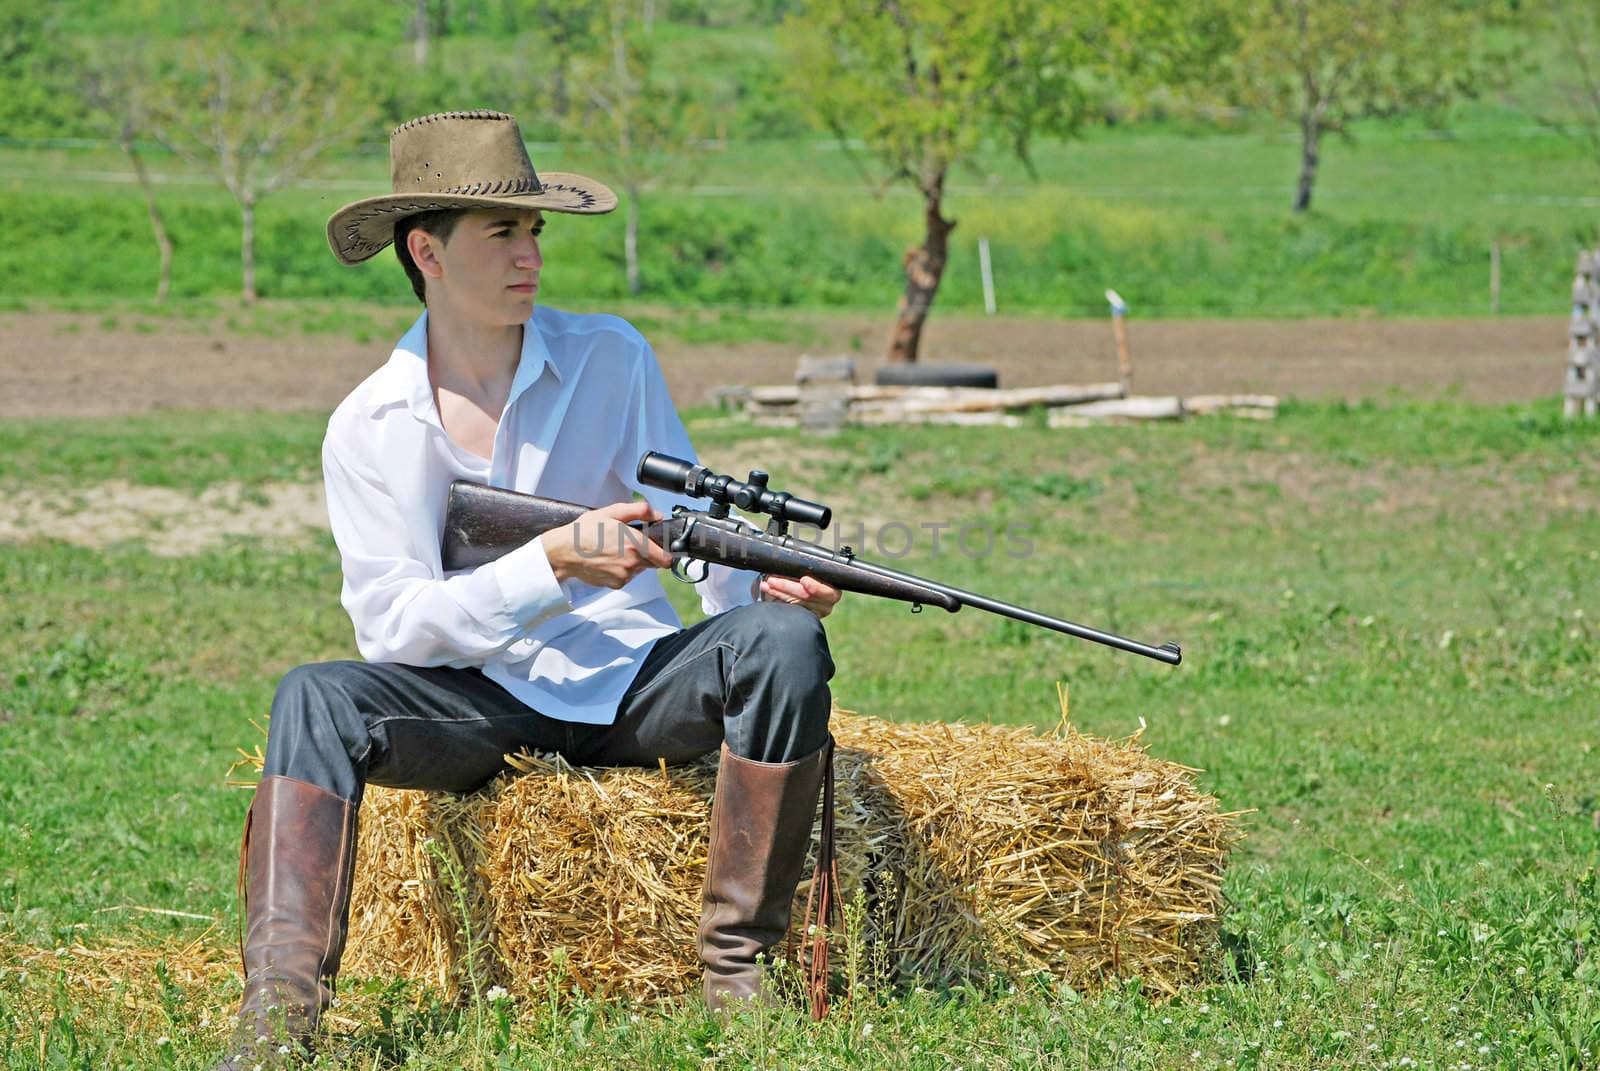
759 574 842 619
543 501 673 588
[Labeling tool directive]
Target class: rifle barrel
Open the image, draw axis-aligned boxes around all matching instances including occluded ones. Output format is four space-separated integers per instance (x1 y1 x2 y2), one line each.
841 555 1182 665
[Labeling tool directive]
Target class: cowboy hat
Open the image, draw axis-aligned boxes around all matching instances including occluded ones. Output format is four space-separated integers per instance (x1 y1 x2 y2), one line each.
326 110 617 266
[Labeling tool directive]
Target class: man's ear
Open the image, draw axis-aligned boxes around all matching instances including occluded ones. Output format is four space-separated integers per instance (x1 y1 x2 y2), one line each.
407 228 446 280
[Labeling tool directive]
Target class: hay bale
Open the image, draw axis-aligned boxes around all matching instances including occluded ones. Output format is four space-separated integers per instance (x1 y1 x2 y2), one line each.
343 707 1242 1002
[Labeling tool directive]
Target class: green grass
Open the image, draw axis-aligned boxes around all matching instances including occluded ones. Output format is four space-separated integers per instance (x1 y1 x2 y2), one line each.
2 102 1594 320
0 409 329 489
2 397 1597 1067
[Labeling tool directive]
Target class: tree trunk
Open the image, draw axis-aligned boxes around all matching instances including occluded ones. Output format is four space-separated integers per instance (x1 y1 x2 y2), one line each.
241 195 257 303
886 174 955 364
1293 113 1320 213
120 131 173 303
413 0 429 67
625 183 641 296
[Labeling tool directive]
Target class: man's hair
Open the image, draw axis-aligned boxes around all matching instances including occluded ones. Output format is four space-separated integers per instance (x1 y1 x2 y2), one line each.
394 209 469 304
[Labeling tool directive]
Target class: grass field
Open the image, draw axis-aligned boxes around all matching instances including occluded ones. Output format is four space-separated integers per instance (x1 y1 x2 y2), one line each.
1 397 1597 1068
3 101 1596 323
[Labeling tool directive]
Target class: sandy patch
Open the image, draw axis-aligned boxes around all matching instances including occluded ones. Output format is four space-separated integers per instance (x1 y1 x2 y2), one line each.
1 479 327 555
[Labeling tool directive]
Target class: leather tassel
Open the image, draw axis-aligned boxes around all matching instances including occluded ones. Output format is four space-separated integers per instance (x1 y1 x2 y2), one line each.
235 795 255 965
800 737 843 1019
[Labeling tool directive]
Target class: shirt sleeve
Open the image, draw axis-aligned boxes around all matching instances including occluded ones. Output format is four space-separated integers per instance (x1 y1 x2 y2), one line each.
612 335 759 618
323 431 571 666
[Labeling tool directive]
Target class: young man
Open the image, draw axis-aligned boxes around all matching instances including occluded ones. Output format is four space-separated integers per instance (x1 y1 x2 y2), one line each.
217 110 840 1069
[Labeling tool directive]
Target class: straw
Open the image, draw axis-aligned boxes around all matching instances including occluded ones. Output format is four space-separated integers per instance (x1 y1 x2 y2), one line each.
341 701 1244 1002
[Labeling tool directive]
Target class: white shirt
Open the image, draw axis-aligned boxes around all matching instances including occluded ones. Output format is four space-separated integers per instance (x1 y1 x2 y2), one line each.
322 305 756 724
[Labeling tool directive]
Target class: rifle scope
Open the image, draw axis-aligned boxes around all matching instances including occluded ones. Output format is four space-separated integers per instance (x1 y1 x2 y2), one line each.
638 451 832 530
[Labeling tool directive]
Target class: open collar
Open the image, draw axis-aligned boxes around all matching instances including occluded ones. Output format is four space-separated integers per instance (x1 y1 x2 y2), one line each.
375 309 562 425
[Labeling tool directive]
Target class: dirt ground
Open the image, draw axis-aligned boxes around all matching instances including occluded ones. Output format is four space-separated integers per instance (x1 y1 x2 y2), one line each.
0 308 1568 554
0 310 1566 420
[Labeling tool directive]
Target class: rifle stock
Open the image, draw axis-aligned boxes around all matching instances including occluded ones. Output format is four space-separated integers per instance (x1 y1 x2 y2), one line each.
442 482 587 571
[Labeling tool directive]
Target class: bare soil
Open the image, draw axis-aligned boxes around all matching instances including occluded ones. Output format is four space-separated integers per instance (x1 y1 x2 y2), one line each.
0 308 1567 554
1 309 1566 420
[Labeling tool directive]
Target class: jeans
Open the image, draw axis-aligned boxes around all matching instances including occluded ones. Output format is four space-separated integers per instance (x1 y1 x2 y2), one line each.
261 602 834 803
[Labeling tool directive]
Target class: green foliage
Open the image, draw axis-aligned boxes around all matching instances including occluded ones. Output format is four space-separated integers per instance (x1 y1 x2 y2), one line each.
1519 0 1600 177
0 2 1593 318
1221 0 1520 209
1226 0 1516 131
0 166 1581 315
0 7 85 140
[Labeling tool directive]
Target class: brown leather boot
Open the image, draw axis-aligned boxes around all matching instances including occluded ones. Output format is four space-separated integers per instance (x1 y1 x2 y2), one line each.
216 775 358 1070
698 742 828 1012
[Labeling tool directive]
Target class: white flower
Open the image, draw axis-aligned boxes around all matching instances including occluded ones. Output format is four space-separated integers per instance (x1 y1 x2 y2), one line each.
278 1046 290 1055
1515 966 1527 976
1273 1019 1283 1029
486 985 510 1003
156 1037 170 1047
862 1023 874 1037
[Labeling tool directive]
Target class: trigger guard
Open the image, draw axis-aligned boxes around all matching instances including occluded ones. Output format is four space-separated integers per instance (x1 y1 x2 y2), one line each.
671 557 711 584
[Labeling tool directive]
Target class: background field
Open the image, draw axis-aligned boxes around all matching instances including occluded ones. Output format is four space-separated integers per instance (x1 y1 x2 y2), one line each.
5 107 1596 321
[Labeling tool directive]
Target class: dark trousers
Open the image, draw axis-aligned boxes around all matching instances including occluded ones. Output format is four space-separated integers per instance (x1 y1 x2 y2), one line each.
262 602 834 803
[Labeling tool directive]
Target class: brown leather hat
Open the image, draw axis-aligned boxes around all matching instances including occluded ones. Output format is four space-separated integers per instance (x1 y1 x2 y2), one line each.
325 110 617 266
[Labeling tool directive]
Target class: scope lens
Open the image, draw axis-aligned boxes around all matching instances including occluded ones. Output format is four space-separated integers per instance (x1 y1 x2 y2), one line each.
637 452 700 493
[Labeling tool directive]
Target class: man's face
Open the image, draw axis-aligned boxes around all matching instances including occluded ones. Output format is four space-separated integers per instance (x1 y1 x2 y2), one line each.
420 207 545 326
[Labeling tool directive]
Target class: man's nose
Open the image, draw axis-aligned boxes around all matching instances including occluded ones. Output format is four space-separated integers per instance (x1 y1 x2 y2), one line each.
515 237 543 270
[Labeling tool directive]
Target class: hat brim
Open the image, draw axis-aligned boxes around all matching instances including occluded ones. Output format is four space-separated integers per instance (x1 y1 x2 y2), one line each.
326 172 618 266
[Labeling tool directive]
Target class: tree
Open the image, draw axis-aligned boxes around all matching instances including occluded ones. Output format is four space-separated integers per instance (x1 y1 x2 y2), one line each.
141 3 377 302
560 0 705 296
75 42 176 303
783 1 1227 364
1226 0 1514 213
1521 0 1600 179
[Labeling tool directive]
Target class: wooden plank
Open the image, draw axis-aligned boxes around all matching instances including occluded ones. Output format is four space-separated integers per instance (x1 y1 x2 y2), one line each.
748 381 1124 412
852 410 1024 427
1183 394 1280 416
1048 397 1186 426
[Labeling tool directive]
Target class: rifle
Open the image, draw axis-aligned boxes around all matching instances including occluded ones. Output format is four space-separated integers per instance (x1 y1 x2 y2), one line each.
441 452 1181 666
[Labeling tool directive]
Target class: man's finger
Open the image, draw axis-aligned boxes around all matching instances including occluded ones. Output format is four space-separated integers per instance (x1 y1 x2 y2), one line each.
599 500 662 522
